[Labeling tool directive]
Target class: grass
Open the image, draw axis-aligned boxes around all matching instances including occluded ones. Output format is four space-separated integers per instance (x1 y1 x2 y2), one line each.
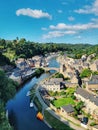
66 88 76 94
49 90 66 97
53 97 75 108
44 110 74 130
33 96 42 112
30 84 37 100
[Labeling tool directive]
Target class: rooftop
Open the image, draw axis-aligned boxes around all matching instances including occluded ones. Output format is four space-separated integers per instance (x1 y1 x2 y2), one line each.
93 125 98 129
61 104 74 113
44 81 60 85
49 78 63 82
75 88 98 106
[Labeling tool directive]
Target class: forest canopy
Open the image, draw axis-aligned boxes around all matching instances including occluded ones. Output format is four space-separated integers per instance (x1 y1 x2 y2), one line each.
0 38 98 62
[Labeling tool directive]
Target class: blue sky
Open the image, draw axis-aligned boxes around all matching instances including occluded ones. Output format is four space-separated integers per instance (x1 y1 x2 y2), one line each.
1 0 98 44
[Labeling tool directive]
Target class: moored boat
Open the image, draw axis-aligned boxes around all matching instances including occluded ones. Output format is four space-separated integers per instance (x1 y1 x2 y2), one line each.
30 102 34 107
36 112 43 121
26 91 30 96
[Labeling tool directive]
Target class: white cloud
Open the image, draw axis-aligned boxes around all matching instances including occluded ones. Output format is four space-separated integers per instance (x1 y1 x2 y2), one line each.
41 27 47 31
16 8 52 19
50 23 68 30
91 18 98 22
74 0 98 15
68 16 75 21
58 10 63 13
49 22 98 31
43 30 76 39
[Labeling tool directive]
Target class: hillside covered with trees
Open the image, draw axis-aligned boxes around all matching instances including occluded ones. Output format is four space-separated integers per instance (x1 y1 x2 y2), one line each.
0 38 98 63
0 70 18 129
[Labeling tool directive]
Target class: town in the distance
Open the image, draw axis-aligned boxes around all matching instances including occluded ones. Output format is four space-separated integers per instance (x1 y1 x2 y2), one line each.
0 38 98 130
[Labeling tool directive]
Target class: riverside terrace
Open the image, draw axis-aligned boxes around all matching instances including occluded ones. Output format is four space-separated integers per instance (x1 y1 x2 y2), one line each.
74 87 98 120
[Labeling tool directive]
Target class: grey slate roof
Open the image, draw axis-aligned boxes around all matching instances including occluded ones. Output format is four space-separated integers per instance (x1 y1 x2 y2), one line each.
44 81 60 85
75 88 98 106
43 78 63 85
94 125 98 129
88 75 98 84
88 80 98 84
91 75 98 81
61 104 74 113
49 78 63 82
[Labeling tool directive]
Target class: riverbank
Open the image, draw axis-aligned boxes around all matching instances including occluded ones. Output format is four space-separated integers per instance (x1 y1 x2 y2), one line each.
30 71 87 130
7 56 60 130
16 68 45 90
30 78 75 130
31 91 74 130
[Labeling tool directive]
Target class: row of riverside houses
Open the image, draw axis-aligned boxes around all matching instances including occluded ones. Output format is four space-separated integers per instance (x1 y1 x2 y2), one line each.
74 87 98 121
41 78 98 121
41 78 65 92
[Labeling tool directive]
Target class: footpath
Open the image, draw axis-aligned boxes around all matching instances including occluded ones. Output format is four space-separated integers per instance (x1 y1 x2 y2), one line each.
36 84 85 130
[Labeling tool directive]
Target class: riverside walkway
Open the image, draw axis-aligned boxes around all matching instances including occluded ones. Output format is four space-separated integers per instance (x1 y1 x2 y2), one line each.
35 84 86 130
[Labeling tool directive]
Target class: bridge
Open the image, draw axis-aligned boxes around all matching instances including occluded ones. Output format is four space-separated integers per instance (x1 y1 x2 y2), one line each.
35 67 60 72
43 67 59 72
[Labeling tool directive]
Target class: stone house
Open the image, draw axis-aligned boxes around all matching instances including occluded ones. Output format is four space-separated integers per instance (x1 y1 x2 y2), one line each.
86 75 98 90
63 81 78 88
26 59 35 67
60 104 74 117
15 58 25 64
86 81 98 90
42 78 63 92
71 75 78 84
32 55 42 61
74 88 98 120
92 125 98 130
90 60 98 71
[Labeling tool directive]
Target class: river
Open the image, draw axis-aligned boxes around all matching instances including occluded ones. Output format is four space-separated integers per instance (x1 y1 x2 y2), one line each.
7 57 60 130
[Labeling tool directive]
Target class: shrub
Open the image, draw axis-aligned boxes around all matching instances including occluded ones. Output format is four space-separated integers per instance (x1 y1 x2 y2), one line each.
90 122 96 126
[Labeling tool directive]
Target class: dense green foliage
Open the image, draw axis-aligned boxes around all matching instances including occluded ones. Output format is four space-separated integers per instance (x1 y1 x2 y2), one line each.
75 101 84 111
92 71 98 75
49 91 66 97
52 72 65 79
0 70 18 103
66 88 76 98
80 68 92 78
0 70 18 129
33 96 42 112
90 122 96 126
35 68 45 77
74 101 84 116
0 52 12 66
0 38 98 61
44 110 74 130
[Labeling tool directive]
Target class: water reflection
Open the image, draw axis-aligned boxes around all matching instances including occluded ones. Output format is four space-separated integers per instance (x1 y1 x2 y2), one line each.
7 57 60 130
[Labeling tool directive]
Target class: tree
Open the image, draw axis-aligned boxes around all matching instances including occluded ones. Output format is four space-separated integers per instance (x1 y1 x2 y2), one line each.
35 68 45 77
80 68 92 78
93 71 98 75
0 39 6 48
19 38 26 45
0 102 13 130
0 70 18 129
74 101 84 115
0 70 18 103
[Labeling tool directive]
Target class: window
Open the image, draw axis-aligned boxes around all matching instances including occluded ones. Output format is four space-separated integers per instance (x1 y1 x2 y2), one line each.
62 110 64 112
